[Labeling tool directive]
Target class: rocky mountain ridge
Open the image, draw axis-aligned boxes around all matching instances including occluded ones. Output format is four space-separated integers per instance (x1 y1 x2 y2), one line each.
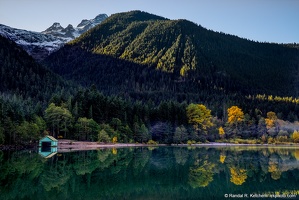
0 14 108 60
0 24 67 61
42 14 108 39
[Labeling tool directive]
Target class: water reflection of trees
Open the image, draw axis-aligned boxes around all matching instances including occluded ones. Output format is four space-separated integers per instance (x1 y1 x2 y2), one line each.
187 147 299 188
219 153 226 164
174 147 188 165
1 147 299 199
295 150 299 160
0 152 45 199
229 166 247 185
189 160 215 188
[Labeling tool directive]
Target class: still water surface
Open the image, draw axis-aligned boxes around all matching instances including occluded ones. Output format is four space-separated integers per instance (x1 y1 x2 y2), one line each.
1 146 299 200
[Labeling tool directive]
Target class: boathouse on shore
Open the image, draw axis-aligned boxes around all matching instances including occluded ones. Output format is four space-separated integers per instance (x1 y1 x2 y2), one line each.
38 136 58 158
39 135 58 148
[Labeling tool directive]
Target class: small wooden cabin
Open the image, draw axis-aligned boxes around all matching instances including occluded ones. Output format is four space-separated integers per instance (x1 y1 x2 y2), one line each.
38 136 58 158
39 135 58 147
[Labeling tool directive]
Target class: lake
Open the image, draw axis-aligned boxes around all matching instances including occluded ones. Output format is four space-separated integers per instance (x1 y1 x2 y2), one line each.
1 146 299 200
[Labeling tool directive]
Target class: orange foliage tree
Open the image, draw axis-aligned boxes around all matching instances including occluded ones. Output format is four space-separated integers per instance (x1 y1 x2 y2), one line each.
227 106 244 125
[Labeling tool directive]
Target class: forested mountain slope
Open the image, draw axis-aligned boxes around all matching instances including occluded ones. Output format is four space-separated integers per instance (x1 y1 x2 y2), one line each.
0 35 73 105
45 11 299 97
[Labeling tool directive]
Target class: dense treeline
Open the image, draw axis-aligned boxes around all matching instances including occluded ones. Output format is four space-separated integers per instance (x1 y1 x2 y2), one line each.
2 84 299 145
1 12 299 146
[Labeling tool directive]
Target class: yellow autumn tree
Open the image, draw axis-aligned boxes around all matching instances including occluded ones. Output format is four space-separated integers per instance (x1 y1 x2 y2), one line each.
218 126 225 139
229 166 247 185
112 136 118 143
292 130 299 143
265 111 277 129
186 104 213 133
227 106 244 125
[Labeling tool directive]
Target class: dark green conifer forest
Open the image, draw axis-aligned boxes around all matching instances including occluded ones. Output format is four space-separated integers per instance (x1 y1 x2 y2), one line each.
1 11 299 146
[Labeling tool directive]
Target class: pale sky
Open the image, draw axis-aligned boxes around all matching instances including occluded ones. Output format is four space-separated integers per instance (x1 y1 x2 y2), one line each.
0 0 298 43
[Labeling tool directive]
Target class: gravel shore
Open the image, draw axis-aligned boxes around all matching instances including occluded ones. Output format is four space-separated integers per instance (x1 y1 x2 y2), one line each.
57 140 161 152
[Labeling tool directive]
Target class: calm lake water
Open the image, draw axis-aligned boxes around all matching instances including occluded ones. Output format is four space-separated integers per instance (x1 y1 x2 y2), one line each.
1 146 299 200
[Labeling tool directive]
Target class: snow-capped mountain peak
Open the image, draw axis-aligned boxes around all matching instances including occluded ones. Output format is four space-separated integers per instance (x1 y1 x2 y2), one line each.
0 13 108 61
77 19 90 28
0 24 67 61
75 14 108 34
65 24 75 31
52 22 63 29
43 14 108 39
41 22 73 40
43 22 64 33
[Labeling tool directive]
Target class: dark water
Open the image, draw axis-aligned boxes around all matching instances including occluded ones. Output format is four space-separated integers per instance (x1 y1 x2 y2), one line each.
1 146 299 200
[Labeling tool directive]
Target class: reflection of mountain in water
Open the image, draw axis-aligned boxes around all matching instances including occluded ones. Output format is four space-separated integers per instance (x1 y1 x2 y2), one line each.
0 147 299 199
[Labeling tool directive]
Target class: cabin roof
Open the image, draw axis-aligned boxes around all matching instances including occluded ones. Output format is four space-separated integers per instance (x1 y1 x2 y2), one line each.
41 135 58 142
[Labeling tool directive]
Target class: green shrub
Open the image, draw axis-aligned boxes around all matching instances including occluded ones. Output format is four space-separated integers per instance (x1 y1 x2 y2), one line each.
98 129 111 143
267 137 274 144
261 134 268 143
231 138 257 144
147 140 158 145
187 140 196 145
276 136 288 143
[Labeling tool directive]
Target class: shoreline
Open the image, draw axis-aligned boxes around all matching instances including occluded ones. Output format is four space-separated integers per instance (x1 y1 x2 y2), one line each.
177 142 299 146
57 140 299 152
1 141 299 151
57 140 164 152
